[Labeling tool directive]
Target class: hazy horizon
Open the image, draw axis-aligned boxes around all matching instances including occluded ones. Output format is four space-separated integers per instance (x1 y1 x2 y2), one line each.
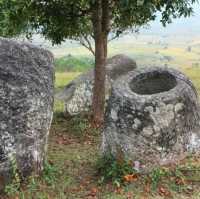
141 4 199 35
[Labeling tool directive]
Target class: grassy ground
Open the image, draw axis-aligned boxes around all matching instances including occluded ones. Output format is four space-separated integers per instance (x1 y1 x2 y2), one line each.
54 72 80 113
4 68 200 199
55 72 81 91
52 68 200 199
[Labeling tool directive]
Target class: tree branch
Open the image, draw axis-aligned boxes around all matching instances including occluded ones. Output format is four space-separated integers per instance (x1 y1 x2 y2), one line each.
79 35 95 56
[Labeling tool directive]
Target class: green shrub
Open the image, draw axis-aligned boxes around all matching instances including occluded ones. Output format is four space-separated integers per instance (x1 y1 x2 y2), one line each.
5 160 59 198
5 155 21 197
96 153 136 187
42 161 58 186
149 168 170 191
55 55 94 72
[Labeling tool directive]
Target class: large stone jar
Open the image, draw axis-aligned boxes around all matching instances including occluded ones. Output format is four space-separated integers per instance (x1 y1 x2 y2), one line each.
102 67 200 172
0 38 54 187
56 54 137 116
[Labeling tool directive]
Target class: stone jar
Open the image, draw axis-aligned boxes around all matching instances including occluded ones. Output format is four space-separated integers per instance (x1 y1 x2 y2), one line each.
102 67 200 172
56 54 137 116
0 38 54 188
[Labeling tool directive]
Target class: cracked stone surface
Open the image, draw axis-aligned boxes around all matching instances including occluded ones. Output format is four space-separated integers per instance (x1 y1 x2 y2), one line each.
0 38 54 188
102 67 200 172
56 54 137 116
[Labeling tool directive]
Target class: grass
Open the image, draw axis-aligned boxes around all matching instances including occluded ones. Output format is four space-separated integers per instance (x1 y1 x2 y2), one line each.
181 67 200 94
3 67 200 199
55 72 81 91
54 72 81 114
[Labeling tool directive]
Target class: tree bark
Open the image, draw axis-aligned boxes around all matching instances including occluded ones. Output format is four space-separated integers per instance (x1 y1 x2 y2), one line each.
103 35 108 59
102 0 110 59
92 0 106 125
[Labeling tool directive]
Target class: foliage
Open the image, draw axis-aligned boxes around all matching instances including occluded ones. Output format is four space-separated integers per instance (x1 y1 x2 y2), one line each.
55 55 94 72
96 153 136 187
5 155 21 197
0 0 32 37
0 0 197 45
147 161 200 194
148 167 170 191
63 115 98 137
69 116 89 135
5 160 59 198
42 161 58 186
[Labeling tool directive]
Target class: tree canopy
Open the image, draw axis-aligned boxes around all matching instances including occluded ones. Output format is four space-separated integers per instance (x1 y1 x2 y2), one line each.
0 0 196 45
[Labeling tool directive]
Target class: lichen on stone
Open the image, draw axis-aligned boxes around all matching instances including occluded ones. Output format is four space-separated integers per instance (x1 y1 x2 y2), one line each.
102 67 200 172
0 38 54 188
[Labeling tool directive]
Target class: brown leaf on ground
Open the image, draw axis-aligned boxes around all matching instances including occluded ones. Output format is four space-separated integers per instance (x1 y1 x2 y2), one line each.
139 193 150 199
126 192 134 199
87 187 98 197
158 186 172 198
114 187 124 194
83 141 92 145
123 174 138 183
56 135 72 145
86 196 98 199
48 159 54 165
175 177 186 185
144 182 151 194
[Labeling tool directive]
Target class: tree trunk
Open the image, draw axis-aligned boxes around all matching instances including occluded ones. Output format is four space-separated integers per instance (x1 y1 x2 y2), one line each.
92 33 106 125
102 0 110 59
103 35 108 59
92 0 106 126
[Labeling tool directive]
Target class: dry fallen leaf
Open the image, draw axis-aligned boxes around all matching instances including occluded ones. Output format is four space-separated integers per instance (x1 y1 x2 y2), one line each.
126 192 134 199
123 174 138 183
88 187 98 197
114 187 124 194
175 177 186 185
144 183 151 194
158 186 172 197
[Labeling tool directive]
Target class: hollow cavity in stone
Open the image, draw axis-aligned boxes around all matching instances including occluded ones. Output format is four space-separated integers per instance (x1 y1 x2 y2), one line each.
130 71 177 95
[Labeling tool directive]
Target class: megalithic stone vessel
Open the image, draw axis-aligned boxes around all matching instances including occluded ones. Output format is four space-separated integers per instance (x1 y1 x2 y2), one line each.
0 38 54 189
55 54 137 116
102 67 200 172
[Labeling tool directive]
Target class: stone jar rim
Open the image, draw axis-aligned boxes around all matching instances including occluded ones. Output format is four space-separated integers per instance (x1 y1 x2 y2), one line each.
113 67 190 99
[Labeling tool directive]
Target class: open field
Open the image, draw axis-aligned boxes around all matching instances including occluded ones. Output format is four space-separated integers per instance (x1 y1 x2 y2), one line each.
3 68 200 199
51 34 200 72
55 72 81 91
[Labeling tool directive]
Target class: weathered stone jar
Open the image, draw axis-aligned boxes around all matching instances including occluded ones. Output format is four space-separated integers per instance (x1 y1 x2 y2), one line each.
56 54 137 116
102 67 200 172
0 38 54 188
